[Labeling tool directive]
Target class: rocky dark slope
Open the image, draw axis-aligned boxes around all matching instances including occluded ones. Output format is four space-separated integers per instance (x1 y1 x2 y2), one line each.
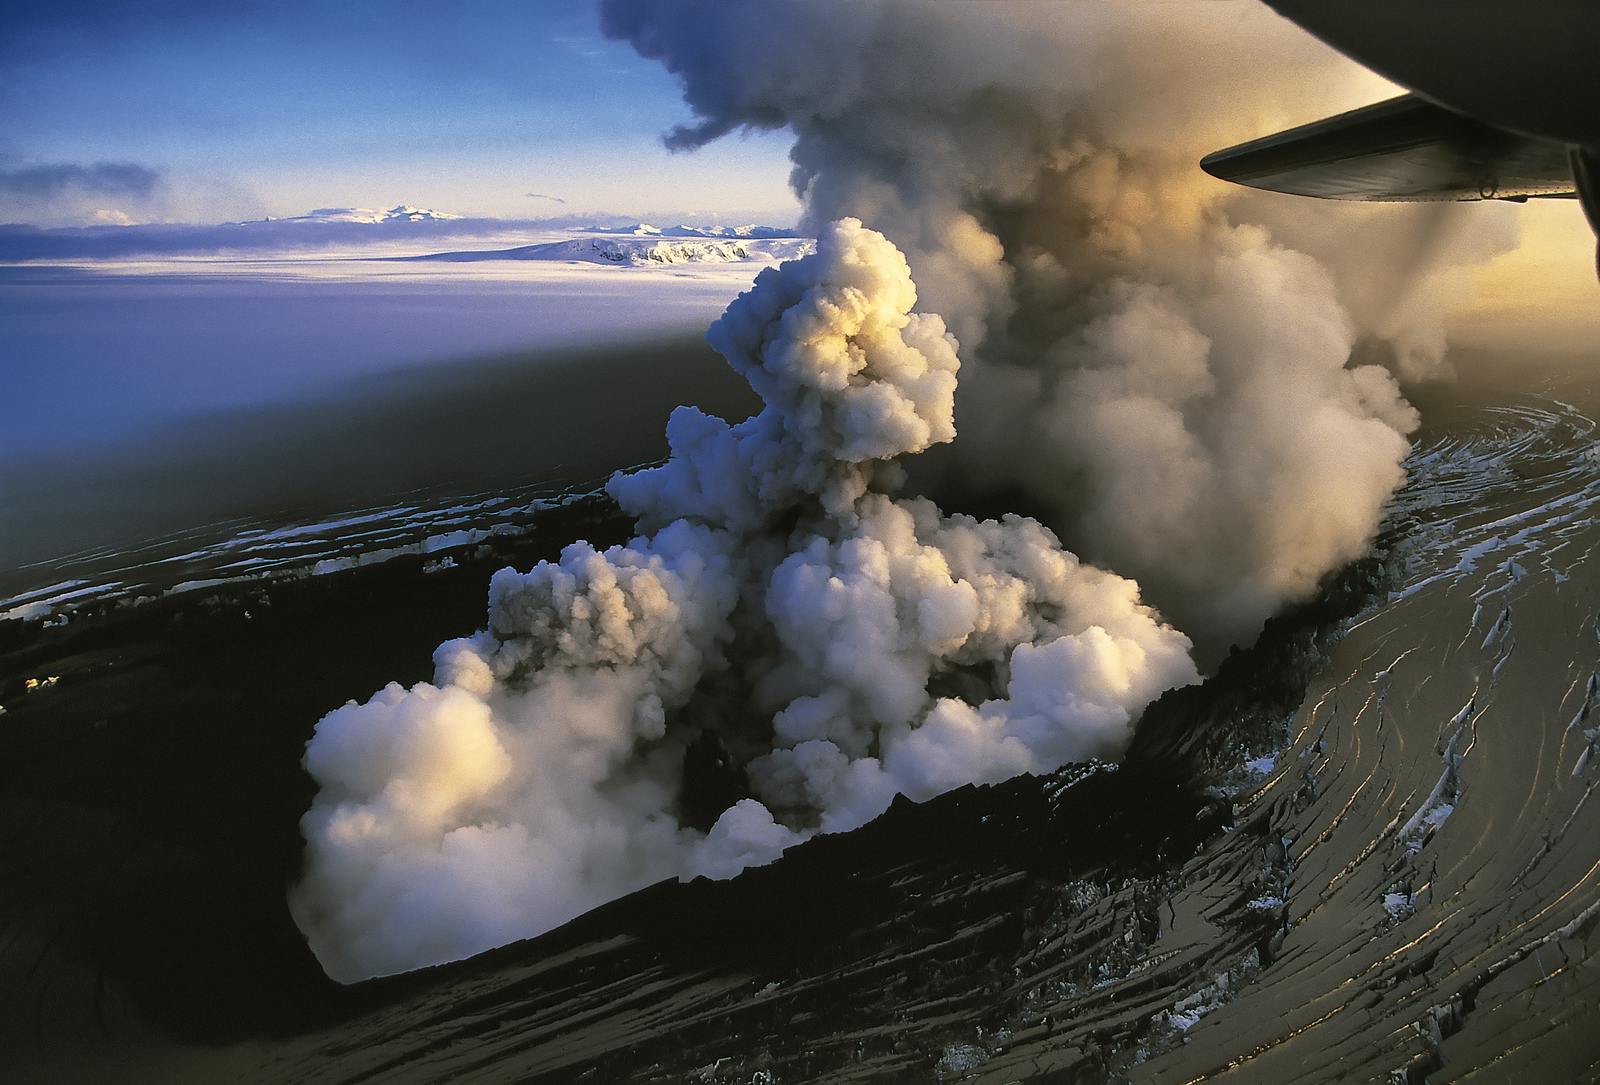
5 378 1600 1083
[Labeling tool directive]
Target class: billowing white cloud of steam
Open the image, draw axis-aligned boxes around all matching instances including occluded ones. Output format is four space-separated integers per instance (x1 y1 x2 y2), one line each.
600 0 1519 651
297 2 1523 982
294 221 1198 982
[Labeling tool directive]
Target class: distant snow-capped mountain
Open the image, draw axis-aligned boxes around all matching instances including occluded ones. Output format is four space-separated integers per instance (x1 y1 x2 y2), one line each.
0 212 804 262
584 223 802 240
237 205 462 226
413 235 815 266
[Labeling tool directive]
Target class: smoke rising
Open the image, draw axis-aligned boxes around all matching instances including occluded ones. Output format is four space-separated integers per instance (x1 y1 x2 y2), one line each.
296 3 1517 981
601 0 1514 650
295 221 1197 981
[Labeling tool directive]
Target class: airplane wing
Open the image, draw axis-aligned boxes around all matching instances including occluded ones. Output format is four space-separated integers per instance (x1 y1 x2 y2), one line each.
1260 0 1600 148
1200 93 1575 203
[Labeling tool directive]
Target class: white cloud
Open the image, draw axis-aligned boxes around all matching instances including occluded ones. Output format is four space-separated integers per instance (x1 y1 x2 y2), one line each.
293 222 1196 982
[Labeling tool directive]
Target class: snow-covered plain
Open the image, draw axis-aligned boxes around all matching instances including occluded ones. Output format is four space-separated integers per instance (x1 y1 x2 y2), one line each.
2 219 805 449
0 215 806 589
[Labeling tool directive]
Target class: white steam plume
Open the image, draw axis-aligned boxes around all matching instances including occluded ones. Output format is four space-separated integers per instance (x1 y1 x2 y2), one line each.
601 0 1517 651
294 221 1198 982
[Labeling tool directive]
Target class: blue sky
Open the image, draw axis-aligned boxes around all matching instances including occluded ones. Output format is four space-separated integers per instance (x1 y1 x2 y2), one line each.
0 0 800 226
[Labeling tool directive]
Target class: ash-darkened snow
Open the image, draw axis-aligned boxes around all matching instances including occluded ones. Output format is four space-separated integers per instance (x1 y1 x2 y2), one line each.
12 366 1592 1082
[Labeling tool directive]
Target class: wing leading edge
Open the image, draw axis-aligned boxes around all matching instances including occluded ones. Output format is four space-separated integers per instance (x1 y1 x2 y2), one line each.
1200 93 1575 203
